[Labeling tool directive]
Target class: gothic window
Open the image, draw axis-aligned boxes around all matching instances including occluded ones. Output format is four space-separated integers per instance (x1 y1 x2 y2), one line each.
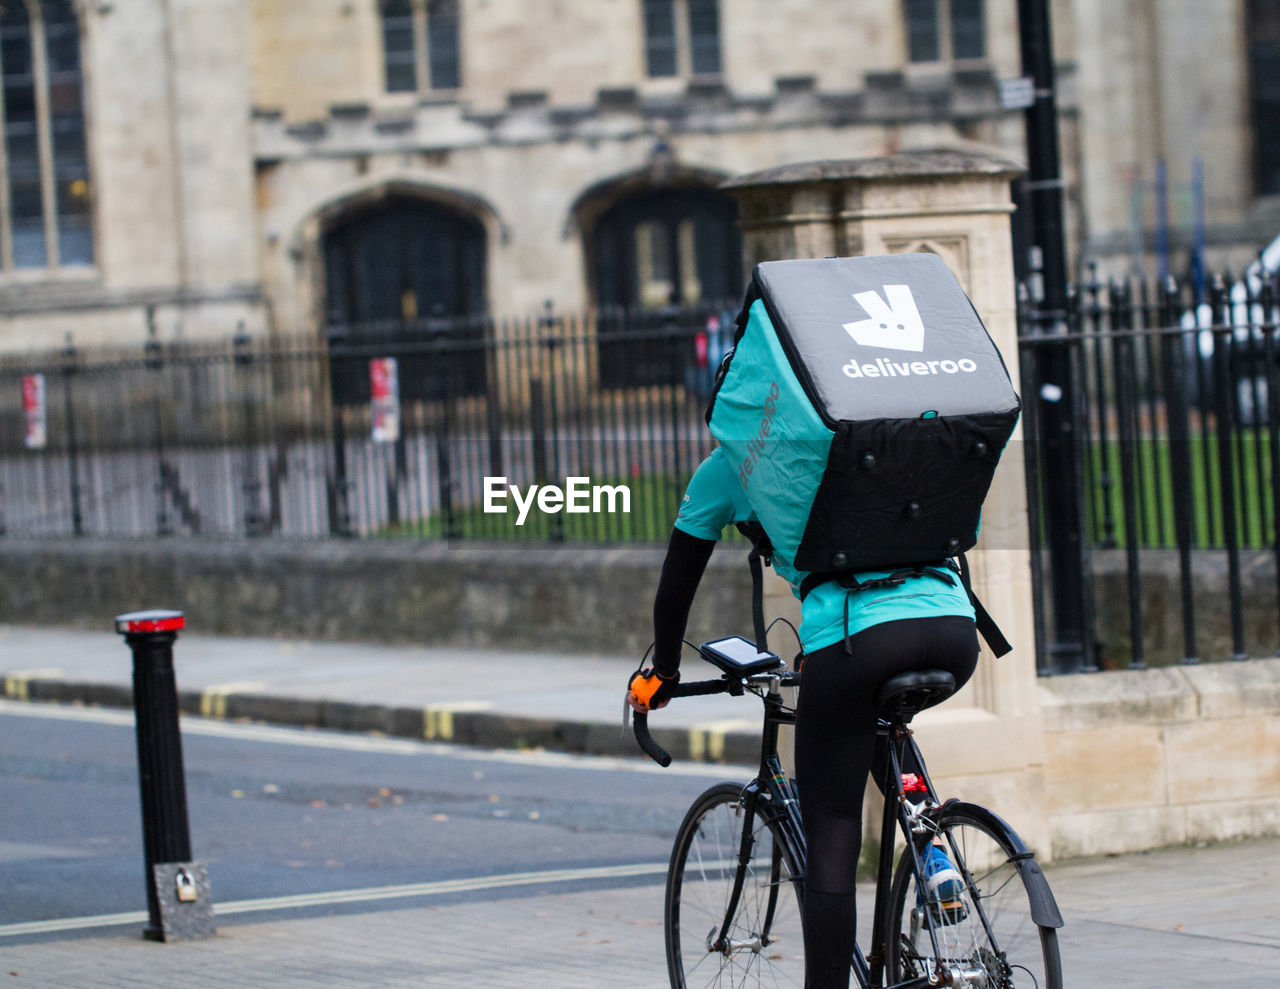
0 0 92 270
643 0 721 78
950 0 984 59
904 0 940 63
905 0 985 64
380 0 460 94
1248 0 1280 195
425 0 460 90
381 0 416 92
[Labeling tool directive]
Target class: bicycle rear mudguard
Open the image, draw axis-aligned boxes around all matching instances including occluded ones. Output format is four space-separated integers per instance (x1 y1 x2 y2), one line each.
938 799 1064 929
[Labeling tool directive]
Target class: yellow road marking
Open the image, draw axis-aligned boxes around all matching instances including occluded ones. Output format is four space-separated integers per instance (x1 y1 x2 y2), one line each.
688 718 756 762
199 681 268 719
2 668 64 701
423 701 493 741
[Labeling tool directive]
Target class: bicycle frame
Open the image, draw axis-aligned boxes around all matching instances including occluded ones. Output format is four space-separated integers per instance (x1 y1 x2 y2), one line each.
866 721 943 989
702 675 805 957
709 684 971 989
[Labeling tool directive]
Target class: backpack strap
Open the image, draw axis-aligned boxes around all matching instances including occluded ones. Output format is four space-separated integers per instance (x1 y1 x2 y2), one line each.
799 565 955 601
736 521 772 651
798 556 1013 658
956 553 1013 658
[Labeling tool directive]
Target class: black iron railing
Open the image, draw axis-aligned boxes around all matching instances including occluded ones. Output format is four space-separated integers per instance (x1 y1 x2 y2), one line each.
1019 264 1280 671
0 304 735 544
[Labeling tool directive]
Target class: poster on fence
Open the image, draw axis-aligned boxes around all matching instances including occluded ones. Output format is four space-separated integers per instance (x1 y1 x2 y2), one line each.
369 357 400 443
22 373 46 450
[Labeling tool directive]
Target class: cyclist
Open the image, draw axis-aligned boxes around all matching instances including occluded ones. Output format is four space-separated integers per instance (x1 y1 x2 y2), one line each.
628 445 979 989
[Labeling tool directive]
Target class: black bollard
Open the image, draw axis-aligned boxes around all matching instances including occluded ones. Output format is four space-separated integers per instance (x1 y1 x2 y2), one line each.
115 610 215 941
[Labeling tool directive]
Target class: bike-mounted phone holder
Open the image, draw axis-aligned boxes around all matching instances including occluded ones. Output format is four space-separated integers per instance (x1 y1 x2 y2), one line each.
698 635 783 679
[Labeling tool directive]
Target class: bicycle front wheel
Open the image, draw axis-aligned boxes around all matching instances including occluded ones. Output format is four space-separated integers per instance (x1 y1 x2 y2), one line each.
887 803 1063 989
665 782 805 988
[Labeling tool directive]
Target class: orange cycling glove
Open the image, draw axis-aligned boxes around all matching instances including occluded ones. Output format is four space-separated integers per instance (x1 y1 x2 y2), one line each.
628 668 679 711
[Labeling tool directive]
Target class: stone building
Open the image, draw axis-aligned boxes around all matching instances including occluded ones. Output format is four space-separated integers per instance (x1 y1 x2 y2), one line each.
0 0 1275 352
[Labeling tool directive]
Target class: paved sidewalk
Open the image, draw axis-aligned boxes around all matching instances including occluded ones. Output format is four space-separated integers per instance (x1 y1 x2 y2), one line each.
2 624 1280 985
2 840 1278 987
0 623 761 764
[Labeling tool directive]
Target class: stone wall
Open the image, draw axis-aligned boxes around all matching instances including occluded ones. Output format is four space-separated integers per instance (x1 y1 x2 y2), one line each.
0 538 752 657
1070 0 1263 267
247 0 1027 121
1037 659 1280 857
3 539 1274 670
1090 549 1280 669
253 88 1023 334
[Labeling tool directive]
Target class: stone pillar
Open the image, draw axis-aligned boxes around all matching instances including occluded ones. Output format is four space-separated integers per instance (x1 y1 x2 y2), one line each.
723 150 1052 857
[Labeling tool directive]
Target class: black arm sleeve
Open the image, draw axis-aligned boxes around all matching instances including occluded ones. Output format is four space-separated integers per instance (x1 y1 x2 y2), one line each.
652 527 717 678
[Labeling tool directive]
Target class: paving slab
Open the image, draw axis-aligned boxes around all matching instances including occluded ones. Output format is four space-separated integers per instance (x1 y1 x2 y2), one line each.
3 841 1278 986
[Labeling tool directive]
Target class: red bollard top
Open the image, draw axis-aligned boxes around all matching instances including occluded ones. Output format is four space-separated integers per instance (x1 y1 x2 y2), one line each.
115 610 186 635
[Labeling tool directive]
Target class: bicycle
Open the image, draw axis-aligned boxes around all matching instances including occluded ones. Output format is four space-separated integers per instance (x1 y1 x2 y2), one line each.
632 635 1064 988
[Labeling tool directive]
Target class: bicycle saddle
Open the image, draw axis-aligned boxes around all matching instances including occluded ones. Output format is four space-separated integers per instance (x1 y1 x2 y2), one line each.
875 669 956 724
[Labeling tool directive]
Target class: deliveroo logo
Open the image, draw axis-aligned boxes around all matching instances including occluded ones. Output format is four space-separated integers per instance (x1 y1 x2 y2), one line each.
842 284 925 352
840 283 979 380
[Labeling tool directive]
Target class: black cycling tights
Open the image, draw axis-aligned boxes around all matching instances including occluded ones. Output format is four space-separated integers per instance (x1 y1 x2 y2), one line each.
793 616 980 989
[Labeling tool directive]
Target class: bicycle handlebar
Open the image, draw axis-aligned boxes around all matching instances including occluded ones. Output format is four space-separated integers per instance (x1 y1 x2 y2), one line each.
631 678 733 767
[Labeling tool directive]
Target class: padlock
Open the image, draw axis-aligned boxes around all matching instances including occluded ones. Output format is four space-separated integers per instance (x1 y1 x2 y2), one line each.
174 868 198 903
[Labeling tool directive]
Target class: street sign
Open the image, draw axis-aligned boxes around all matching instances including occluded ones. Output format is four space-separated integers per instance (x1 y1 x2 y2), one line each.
369 358 400 443
22 373 46 450
999 76 1036 111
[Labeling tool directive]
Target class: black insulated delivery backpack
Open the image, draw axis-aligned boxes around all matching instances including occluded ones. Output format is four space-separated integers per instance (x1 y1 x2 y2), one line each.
706 253 1021 587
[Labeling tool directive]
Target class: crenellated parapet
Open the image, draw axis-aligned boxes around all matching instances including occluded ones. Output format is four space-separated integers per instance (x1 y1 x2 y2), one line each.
250 69 1005 161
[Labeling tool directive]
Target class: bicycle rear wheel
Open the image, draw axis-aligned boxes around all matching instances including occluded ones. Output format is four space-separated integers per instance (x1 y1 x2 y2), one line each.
665 782 805 987
887 803 1063 989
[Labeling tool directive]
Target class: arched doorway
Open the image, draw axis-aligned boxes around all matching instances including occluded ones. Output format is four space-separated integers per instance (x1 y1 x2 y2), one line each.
592 186 741 311
585 181 742 389
323 194 488 403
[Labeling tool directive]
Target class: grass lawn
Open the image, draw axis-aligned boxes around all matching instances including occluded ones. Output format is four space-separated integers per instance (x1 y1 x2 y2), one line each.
381 471 701 543
1082 429 1278 550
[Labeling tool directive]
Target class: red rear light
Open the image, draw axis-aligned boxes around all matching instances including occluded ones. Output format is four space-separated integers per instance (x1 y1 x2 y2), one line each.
901 773 928 793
